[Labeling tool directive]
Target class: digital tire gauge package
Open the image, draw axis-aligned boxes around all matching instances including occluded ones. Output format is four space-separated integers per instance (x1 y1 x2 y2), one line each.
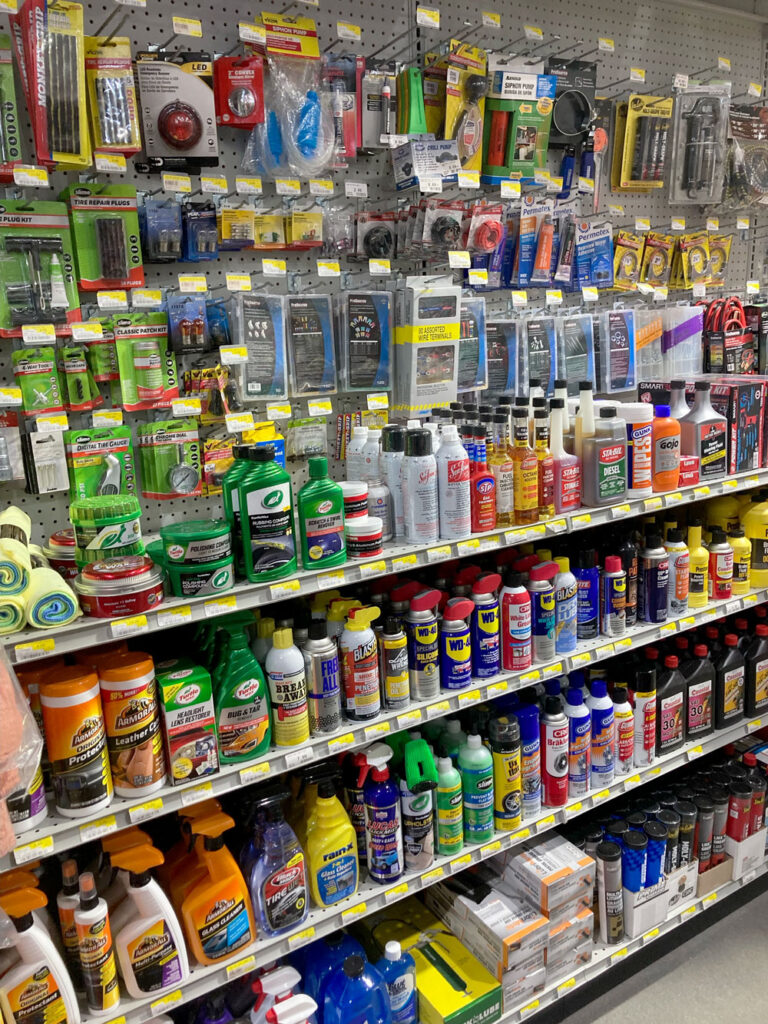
64 426 136 499
458 296 488 394
285 294 337 396
394 278 461 414
231 292 287 401
337 291 392 391
60 183 144 291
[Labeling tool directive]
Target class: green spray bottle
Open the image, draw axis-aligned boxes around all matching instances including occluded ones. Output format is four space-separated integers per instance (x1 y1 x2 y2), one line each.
213 626 272 764
297 457 346 570
238 446 297 582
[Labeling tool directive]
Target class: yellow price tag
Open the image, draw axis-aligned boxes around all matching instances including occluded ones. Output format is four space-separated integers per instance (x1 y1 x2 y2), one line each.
341 902 368 922
14 836 54 864
457 538 480 555
327 733 355 752
162 171 192 193
110 614 148 639
14 638 56 662
128 798 163 824
240 763 271 782
151 991 182 1014
421 866 445 884
204 594 238 617
271 579 301 599
172 15 202 36
262 258 287 276
227 955 256 980
392 554 418 571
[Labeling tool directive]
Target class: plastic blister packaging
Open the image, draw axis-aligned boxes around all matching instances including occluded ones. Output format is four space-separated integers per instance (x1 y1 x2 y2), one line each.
485 319 520 396
84 35 141 155
356 211 397 260
0 412 23 483
662 305 704 378
598 308 636 392
521 315 561 396
457 296 487 393
167 294 209 355
182 202 219 261
557 313 595 395
139 198 183 263
285 294 337 396
337 291 392 392
668 82 731 205
0 646 44 854
635 308 665 379
725 104 768 208
231 292 287 401
272 56 336 178
284 417 327 459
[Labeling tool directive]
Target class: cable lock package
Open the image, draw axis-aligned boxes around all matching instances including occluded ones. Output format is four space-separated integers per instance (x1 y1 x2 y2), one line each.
337 291 392 392
231 293 287 401
285 295 337 397
60 183 144 291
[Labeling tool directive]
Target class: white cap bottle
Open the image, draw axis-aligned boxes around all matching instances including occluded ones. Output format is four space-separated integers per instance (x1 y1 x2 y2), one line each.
435 424 471 540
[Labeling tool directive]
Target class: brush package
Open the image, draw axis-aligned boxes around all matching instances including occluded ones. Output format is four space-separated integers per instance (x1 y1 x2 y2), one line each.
0 412 23 483
0 201 80 334
113 312 179 411
457 297 488 393
230 292 287 401
662 305 705 377
616 94 673 190
640 231 674 289
167 294 210 355
668 82 730 205
0 35 22 182
135 50 218 171
482 58 557 183
61 183 144 290
58 345 102 413
22 431 68 493
12 347 64 416
182 201 218 261
356 212 397 260
286 294 337 396
486 320 520 396
63 426 136 499
557 314 595 395
612 230 644 291
725 104 768 208
137 418 201 499
84 35 141 155
521 316 560 396
574 219 613 289
598 308 637 392
337 291 392 392
139 198 183 263
10 0 91 169
213 54 265 129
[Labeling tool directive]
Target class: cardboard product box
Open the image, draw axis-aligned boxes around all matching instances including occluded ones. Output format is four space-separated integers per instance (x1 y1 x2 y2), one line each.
724 827 767 879
547 908 594 959
498 836 595 916
744 304 768 374
637 379 673 406
696 856 733 897
545 934 592 982
709 378 766 473
665 859 699 914
393 281 462 416
622 876 668 938
501 964 546 1010
155 658 220 785
354 898 502 1024
545 893 593 926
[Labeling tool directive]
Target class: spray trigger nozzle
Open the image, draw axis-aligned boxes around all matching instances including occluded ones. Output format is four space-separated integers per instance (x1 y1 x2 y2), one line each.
365 741 394 772
252 965 300 999
266 994 317 1024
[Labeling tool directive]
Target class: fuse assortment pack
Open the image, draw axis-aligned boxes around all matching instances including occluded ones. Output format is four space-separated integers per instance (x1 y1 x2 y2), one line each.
4 1 768 1024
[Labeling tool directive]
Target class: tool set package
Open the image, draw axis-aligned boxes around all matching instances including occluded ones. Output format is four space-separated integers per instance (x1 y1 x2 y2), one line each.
285 295 337 397
668 83 731 205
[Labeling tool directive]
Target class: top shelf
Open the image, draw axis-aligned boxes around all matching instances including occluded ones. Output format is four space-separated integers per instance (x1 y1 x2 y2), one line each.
5 470 760 664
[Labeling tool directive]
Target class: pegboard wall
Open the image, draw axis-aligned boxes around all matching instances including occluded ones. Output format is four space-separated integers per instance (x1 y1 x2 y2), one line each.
3 0 768 537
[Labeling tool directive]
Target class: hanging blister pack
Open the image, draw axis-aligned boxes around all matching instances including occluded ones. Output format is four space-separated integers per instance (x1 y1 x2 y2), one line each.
167 294 209 355
213 54 265 130
0 412 24 483
522 316 560 396
59 345 101 413
182 201 219 261
613 230 644 291
12 347 64 416
61 183 144 291
640 232 673 289
137 418 201 499
338 291 392 392
668 82 730 205
63 426 136 499
486 319 519 396
0 34 22 182
725 104 768 208
84 35 142 156
457 296 488 393
285 294 337 396
557 314 595 395
113 312 179 411
598 309 636 392
231 292 287 401
140 198 183 263
574 219 613 289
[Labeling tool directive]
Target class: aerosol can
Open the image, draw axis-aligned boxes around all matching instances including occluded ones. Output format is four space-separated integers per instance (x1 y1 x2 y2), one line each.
378 617 409 710
540 696 568 807
499 571 532 671
405 590 442 700
470 573 501 679
302 621 341 735
439 598 474 691
339 607 382 721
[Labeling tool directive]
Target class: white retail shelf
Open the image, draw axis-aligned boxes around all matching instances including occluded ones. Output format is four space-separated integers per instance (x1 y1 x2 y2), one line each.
73 716 766 1024
5 468 766 663
9 586 768 872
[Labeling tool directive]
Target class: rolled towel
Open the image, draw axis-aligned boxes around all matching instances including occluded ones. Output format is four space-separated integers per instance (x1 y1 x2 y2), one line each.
0 539 31 597
29 545 50 569
0 595 26 634
0 506 31 546
24 568 81 629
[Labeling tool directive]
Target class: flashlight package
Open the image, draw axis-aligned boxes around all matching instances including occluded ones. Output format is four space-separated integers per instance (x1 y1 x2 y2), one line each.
182 201 219 261
113 312 179 411
213 54 265 129
140 198 183 263
167 294 209 355
597 308 637 392
286 294 337 397
61 183 144 291
84 35 142 156
457 297 487 394
137 418 201 499
337 291 392 392
522 315 560 396
557 313 595 395
486 319 520 396
231 292 288 401
668 83 730 205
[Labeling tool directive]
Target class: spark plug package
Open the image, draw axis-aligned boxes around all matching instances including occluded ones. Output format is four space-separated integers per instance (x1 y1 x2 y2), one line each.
113 312 179 411
285 294 337 397
137 418 201 499
458 296 488 393
60 183 144 291
486 319 520 396
64 426 136 498
337 291 392 391
230 292 288 401
0 34 22 182
668 82 730 205
84 35 142 156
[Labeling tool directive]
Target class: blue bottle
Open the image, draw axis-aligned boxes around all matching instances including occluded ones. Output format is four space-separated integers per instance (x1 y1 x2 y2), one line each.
470 573 501 679
573 549 599 641
300 933 367 1023
376 941 416 1024
249 794 309 937
322 955 392 1024
363 744 404 884
516 704 542 820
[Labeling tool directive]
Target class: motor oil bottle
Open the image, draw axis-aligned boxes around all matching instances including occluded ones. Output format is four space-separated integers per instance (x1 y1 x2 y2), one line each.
687 520 709 609
439 598 474 691
708 528 733 600
511 409 539 525
618 533 639 627
435 424 471 540
639 533 669 624
297 457 346 570
405 589 441 701
266 629 309 748
436 756 463 855
683 644 714 738
239 446 297 582
587 680 615 787
529 562 557 663
745 624 768 716
469 425 497 533
714 634 745 729
533 410 555 520
651 405 681 492
500 571 532 672
363 744 404 883
680 381 727 480
729 527 751 596
664 530 689 617
583 407 628 506
302 621 341 736
489 716 522 831
612 686 634 777
564 689 590 797
470 573 501 679
378 616 409 710
632 667 657 768
550 398 581 513
458 735 494 843
540 696 568 807
554 557 578 657
656 655 686 755
340 607 382 722
516 705 542 819
307 779 359 907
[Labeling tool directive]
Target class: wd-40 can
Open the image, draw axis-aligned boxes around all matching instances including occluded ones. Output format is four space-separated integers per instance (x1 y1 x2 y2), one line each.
405 589 442 701
470 573 501 678
439 597 474 691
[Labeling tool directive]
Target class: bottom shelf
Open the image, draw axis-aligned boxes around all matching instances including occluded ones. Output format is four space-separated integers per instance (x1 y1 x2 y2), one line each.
505 858 768 1023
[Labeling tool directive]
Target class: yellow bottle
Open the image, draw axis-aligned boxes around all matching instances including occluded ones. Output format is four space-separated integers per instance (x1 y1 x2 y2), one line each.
487 413 515 527
706 494 741 535
511 409 538 525
306 779 359 908
687 521 709 609
730 527 753 595
742 492 768 588
180 812 256 965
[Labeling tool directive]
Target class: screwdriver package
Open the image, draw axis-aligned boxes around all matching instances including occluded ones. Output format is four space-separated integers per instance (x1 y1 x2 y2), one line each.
60 183 144 290
84 35 142 156
668 82 731 205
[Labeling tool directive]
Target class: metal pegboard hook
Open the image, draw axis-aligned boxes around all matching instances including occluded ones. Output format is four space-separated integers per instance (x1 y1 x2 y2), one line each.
91 4 122 38
521 34 561 59
368 26 414 59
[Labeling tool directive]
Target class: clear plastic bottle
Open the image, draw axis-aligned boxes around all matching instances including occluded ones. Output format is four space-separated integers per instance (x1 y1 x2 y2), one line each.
361 427 382 483
550 398 581 513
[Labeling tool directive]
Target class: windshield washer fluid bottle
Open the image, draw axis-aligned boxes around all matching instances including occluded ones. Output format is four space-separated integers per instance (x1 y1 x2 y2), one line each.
376 942 416 1024
321 955 392 1024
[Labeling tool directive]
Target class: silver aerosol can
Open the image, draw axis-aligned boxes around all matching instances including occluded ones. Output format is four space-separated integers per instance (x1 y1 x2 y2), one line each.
302 620 342 734
405 589 442 701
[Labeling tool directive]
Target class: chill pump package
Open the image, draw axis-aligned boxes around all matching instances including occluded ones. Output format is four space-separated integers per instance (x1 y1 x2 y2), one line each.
337 291 393 392
668 82 731 205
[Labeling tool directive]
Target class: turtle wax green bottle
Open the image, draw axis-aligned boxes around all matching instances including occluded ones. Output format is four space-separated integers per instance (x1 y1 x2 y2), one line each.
238 446 297 582
298 457 346 570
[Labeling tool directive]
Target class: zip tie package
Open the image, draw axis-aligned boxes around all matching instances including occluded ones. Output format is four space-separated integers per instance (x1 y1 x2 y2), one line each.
113 312 179 411
457 296 487 394
662 305 704 377
557 313 595 396
668 82 730 205
137 418 201 499
285 294 337 397
522 315 560 396
84 35 142 156
0 34 22 182
61 183 144 291
486 320 520 397
597 309 636 392
635 309 665 378
64 426 136 499
337 291 392 392
231 293 287 401
12 348 64 417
